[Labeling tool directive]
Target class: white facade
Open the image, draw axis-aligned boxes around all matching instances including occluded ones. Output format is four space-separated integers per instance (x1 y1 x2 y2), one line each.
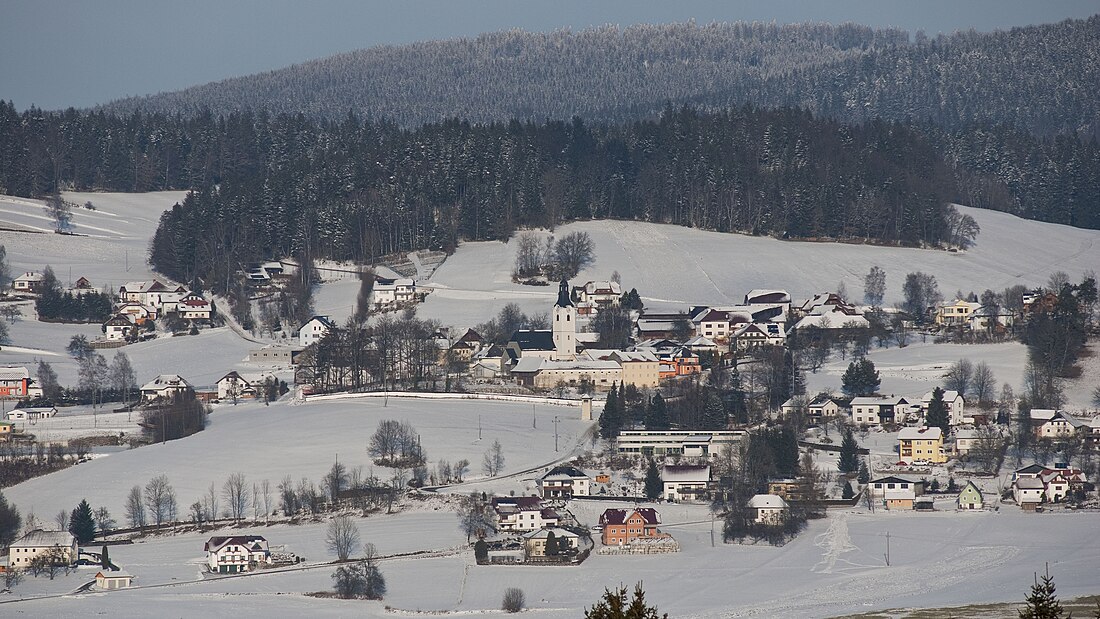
95 571 134 590
493 497 560 532
616 430 744 459
205 536 269 573
662 465 710 502
748 494 788 524
140 374 192 402
8 530 78 568
921 390 967 426
299 316 334 347
372 278 416 309
552 281 577 361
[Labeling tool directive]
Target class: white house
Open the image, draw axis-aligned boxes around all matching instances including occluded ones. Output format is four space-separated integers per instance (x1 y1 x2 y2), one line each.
204 535 269 574
103 313 136 341
298 315 335 347
11 271 45 293
748 494 789 524
8 530 78 568
537 465 591 499
492 496 560 532
732 322 786 351
119 280 188 312
849 396 913 426
95 570 134 590
1013 477 1046 508
140 374 192 402
577 280 622 306
953 428 981 455
216 371 275 401
616 430 744 459
7 406 58 421
661 464 711 503
1030 409 1087 439
371 278 417 309
176 292 212 320
868 476 925 510
921 389 967 426
116 301 157 322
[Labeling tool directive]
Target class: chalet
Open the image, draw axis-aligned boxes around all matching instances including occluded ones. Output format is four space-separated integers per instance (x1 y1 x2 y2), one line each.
661 464 711 503
537 466 591 499
140 374 192 402
898 426 946 464
920 390 967 426
102 313 136 341
732 322 786 351
8 530 78 568
935 300 982 328
577 280 622 306
6 406 57 421
956 480 984 510
177 292 212 320
1030 409 1087 439
868 476 925 510
0 366 33 398
598 508 667 546
523 527 580 558
95 570 134 590
12 271 45 293
298 315 335 347
748 494 789 524
205 535 270 574
116 301 156 322
492 496 560 532
372 277 416 309
67 276 95 296
850 396 913 426
616 430 744 459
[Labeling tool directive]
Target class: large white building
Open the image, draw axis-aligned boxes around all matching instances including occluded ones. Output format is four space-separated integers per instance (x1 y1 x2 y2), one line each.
616 430 744 459
205 535 269 574
8 530 78 569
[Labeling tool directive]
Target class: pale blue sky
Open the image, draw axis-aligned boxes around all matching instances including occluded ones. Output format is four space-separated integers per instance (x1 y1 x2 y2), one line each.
1 0 1096 111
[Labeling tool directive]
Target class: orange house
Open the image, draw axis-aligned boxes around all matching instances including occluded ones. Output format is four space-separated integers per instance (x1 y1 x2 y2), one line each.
598 508 668 546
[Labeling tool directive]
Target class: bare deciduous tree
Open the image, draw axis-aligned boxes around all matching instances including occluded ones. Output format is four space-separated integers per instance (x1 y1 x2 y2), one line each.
326 515 361 561
144 475 177 526
222 472 250 521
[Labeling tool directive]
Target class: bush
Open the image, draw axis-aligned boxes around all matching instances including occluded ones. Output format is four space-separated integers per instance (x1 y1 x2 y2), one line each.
502 587 526 613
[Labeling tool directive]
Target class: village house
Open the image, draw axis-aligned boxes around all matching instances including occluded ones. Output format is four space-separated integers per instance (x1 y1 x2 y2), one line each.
768 479 812 502
616 430 744 459
298 315 335 347
0 420 12 440
935 299 982 328
732 321 786 351
8 530 78 569
584 350 660 389
67 276 95 296
0 366 35 398
956 480 985 510
140 374 192 402
119 280 188 312
661 464 711 503
523 527 580 558
898 426 946 464
537 465 591 499
748 494 789 525
116 301 157 322
968 306 1016 332
920 389 967 426
598 508 668 546
1013 477 1046 509
953 428 981 456
510 357 622 391
372 277 417 310
216 371 276 401
1029 409 1087 439
11 271 45 293
205 535 270 574
6 406 57 421
577 280 622 307
1011 464 1080 504
691 309 744 344
445 329 483 363
95 570 134 590
744 289 792 314
492 496 560 532
102 313 137 341
868 476 925 510
849 396 913 426
791 293 869 331
177 292 212 320
248 345 305 365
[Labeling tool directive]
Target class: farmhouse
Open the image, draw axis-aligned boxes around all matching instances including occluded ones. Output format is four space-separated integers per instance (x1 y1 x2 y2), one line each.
372 277 417 309
116 301 157 322
204 535 270 574
616 429 744 459
732 322 786 351
248 345 305 365
661 464 711 503
599 508 668 546
748 494 789 524
119 280 188 312
577 280 622 306
140 374 192 402
102 313 136 341
176 292 212 320
523 527 580 558
11 271 45 293
8 530 78 568
0 366 34 398
217 371 276 400
868 476 925 510
1029 409 1087 439
537 465 591 499
957 480 984 510
849 396 913 426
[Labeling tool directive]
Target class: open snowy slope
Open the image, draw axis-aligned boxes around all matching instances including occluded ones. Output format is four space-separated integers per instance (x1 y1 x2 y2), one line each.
4 396 593 521
413 205 1100 327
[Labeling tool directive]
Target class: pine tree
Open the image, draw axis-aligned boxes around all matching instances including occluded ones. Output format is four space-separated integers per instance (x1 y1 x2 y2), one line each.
101 545 110 569
69 499 96 544
842 481 855 499
1018 566 1065 619
857 459 870 484
644 392 670 430
926 386 951 434
701 389 727 430
838 428 860 474
545 530 559 556
842 358 881 397
643 459 662 501
599 384 622 440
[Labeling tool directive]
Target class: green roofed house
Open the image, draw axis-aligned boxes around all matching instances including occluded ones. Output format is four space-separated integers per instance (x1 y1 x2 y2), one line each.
957 480 984 510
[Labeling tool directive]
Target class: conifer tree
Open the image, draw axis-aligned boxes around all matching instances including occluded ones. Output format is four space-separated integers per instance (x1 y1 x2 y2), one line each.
643 459 662 501
599 384 622 440
1018 566 1065 619
857 459 870 484
69 499 96 544
645 392 670 430
926 386 951 434
838 428 860 474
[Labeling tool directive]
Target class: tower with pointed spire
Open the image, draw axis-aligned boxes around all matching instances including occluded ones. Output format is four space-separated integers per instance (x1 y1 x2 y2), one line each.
552 279 576 361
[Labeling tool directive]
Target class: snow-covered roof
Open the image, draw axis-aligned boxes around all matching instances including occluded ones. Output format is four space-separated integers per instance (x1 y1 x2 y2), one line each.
682 335 717 348
921 390 962 404
898 427 942 440
0 367 30 381
953 429 980 440
744 289 790 304
661 464 710 483
141 374 191 391
850 396 909 407
14 271 44 282
541 465 589 481
522 527 578 541
610 350 660 363
748 494 788 509
794 312 869 331
1029 409 1057 421
583 281 622 295
1014 477 1045 490
11 529 74 549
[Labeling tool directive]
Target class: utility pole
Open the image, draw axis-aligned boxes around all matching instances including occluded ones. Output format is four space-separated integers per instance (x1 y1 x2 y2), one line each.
478 415 482 441
532 403 537 429
553 416 560 452
884 531 891 566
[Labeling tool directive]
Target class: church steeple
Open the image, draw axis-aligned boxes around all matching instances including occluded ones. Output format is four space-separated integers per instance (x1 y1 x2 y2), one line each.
556 279 573 307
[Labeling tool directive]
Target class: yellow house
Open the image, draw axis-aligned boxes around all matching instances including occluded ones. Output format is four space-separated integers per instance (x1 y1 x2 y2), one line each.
935 300 981 327
0 421 12 440
898 426 946 463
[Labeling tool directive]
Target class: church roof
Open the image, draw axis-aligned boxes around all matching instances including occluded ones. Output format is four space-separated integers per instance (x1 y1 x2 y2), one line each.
556 279 573 307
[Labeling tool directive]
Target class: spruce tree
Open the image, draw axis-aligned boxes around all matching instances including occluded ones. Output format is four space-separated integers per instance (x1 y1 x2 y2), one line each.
1018 567 1065 619
838 428 860 474
644 392 670 430
69 499 96 544
599 384 621 440
841 358 880 397
842 481 855 499
857 459 870 484
701 389 727 430
101 544 110 569
926 386 951 434
643 459 662 501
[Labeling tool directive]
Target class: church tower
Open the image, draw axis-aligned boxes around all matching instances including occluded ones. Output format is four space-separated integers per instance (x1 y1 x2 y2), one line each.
552 279 576 361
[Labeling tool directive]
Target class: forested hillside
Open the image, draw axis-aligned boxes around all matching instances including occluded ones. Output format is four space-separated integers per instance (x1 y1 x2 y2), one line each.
97 18 1100 137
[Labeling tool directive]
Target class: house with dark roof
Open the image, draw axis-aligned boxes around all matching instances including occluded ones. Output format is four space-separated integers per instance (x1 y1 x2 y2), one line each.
205 535 270 573
537 466 591 498
868 476 925 510
598 508 669 546
299 315 336 347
